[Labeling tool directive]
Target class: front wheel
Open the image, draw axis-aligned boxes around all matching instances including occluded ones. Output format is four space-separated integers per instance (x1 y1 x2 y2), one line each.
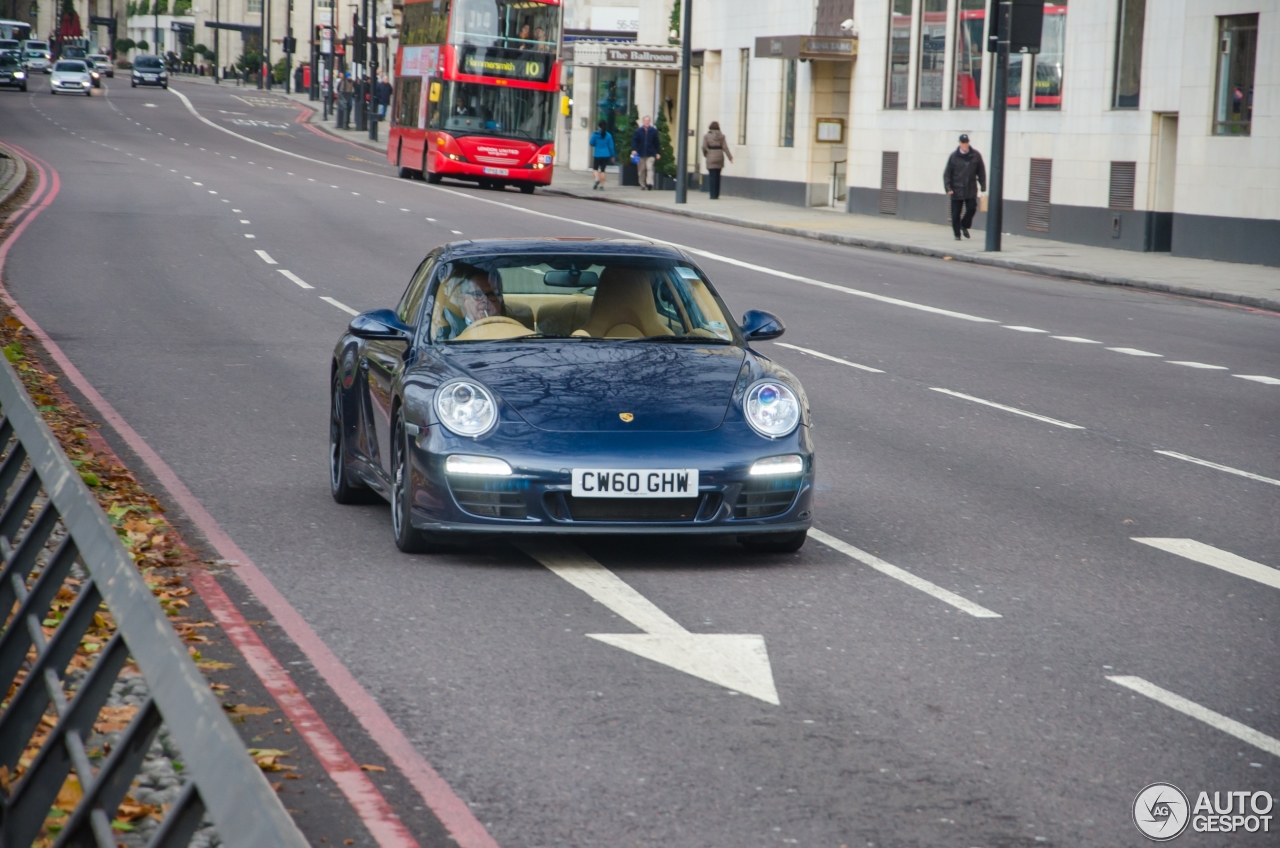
739 530 808 554
426 171 443 184
398 166 414 179
131 81 136 88
520 184 535 195
391 415 443 553
330 376 382 505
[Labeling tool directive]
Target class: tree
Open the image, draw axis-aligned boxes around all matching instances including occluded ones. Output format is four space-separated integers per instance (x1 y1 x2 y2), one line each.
611 103 638 167
272 55 288 83
115 37 136 55
655 106 675 177
668 0 681 44
236 50 260 74
135 1 149 15
173 0 191 13
126 1 136 15
153 0 168 13
136 39 149 51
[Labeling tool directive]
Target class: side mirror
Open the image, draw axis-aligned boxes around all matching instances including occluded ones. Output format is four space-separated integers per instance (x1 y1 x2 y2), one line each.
348 308 412 340
739 309 785 342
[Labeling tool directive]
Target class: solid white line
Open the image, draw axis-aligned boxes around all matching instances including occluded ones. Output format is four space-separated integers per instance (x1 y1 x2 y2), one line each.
774 343 884 373
929 388 1085 429
254 250 276 264
1051 336 1100 344
320 297 359 315
809 529 1002 618
278 270 314 289
1003 325 1047 333
1132 538 1280 591
165 86 1003 329
1168 361 1228 370
1107 347 1162 357
1152 450 1280 487
1234 375 1280 385
1107 676 1280 758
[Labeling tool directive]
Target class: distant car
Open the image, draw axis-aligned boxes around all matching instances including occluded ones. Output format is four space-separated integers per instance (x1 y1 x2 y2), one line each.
131 54 167 88
329 238 815 554
19 40 49 73
0 50 26 91
50 60 92 95
86 53 112 78
0 39 19 54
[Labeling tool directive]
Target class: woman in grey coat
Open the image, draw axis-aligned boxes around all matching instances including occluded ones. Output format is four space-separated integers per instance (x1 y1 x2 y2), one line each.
701 121 733 200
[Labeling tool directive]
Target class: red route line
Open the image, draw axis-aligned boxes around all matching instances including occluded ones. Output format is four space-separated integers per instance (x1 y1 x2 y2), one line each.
0 144 500 848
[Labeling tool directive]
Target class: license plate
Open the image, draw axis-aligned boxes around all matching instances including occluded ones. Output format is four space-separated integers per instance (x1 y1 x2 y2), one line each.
571 468 699 498
482 167 509 176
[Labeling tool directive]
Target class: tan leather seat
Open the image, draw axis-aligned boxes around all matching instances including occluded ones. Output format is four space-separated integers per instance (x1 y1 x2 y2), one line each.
577 267 674 339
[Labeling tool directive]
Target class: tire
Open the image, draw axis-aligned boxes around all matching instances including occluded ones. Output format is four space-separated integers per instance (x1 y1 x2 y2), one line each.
85 89 91 97
391 414 441 553
398 166 414 179
739 530 808 554
520 184 535 195
330 375 382 505
49 89 55 95
426 171 442 184
131 81 136 88
161 83 167 89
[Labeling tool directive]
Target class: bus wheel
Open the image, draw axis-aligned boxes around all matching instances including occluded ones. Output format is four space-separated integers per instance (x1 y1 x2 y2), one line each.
426 171 442 184
398 166 414 179
520 184 535 195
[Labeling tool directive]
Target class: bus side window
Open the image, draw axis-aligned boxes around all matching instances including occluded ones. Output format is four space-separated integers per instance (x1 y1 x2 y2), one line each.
395 77 421 126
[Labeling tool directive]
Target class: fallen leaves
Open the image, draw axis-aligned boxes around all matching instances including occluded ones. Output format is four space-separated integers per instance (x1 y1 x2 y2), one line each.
224 703 273 717
94 705 138 734
359 764 386 773
247 748 297 772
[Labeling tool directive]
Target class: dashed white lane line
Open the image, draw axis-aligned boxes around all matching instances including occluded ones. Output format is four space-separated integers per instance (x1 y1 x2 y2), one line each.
810 529 1002 618
240 219 251 224
1107 347 1161 357
1132 538 1280 591
320 297 360 315
451 230 463 235
425 217 436 222
208 190 218 195
1153 450 1280 487
1234 375 1280 385
193 182 203 186
1051 336 1100 344
1169 361 1228 370
928 388 1085 430
244 234 256 239
1106 676 1280 758
232 209 242 213
400 208 410 212
774 343 883 373
254 250 277 264
1003 325 1047 333
279 270 315 289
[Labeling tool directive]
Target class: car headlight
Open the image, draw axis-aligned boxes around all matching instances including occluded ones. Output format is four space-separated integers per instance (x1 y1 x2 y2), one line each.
434 380 497 437
13 71 24 79
750 454 804 476
743 380 801 438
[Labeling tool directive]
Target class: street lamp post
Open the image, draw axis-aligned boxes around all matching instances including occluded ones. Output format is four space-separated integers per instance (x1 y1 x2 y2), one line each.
308 0 315 99
674 0 693 204
213 0 219 83
262 0 270 88
367 0 377 141
984 0 1009 252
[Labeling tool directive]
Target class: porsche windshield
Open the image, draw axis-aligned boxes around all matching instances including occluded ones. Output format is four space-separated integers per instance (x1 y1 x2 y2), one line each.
431 256 736 343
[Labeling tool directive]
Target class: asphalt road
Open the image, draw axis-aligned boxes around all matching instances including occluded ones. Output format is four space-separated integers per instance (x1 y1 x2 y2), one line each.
2 77 1277 848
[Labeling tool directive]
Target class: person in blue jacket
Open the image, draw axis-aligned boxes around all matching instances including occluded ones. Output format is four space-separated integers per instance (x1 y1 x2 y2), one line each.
589 120 616 190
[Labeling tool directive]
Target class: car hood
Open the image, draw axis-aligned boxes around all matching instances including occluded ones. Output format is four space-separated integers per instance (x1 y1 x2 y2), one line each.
52 72 87 80
441 341 747 432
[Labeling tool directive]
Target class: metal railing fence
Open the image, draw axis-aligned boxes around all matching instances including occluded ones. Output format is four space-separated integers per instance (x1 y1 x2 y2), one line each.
0 355 307 848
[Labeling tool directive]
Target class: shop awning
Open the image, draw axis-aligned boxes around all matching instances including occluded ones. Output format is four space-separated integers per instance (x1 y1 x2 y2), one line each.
754 35 856 60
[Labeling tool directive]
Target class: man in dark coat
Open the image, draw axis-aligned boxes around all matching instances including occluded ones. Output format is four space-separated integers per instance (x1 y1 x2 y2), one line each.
630 115 661 190
943 133 987 240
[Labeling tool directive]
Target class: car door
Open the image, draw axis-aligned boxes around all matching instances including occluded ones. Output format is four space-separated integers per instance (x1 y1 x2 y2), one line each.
365 255 435 478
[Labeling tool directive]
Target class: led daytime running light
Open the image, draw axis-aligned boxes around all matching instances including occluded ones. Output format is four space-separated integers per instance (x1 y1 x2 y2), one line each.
750 455 804 476
445 455 512 476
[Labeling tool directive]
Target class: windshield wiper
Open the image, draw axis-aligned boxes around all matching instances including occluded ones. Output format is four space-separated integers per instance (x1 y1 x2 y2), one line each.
509 333 588 340
622 335 732 344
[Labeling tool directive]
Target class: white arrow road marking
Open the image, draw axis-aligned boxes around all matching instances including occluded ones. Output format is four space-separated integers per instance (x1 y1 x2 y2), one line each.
1132 538 1280 591
1107 676 1280 758
519 541 780 705
810 529 1002 618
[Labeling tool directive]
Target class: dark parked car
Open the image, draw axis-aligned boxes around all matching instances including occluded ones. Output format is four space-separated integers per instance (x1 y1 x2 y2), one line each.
0 50 26 91
131 54 167 88
330 238 815 553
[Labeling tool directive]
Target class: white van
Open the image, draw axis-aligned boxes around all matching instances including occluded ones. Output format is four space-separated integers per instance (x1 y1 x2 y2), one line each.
19 39 50 73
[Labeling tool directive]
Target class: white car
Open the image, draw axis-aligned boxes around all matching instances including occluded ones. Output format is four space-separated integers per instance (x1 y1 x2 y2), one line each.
87 53 113 78
19 40 50 73
50 60 92 96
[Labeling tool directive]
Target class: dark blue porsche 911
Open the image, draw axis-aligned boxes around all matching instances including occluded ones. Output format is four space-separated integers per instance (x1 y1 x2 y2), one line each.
329 238 815 553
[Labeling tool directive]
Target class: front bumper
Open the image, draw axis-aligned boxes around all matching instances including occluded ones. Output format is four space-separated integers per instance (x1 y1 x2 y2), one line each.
404 422 815 535
432 157 553 185
52 80 88 90
132 76 167 86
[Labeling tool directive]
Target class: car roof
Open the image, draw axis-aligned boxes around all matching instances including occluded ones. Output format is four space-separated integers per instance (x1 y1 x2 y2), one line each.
437 238 687 262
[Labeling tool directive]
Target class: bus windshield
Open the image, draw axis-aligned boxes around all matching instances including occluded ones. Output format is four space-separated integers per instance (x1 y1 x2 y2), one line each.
451 0 560 52
0 21 32 42
429 79 556 143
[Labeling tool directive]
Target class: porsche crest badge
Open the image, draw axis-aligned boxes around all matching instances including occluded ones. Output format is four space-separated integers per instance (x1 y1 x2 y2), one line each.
619 412 635 422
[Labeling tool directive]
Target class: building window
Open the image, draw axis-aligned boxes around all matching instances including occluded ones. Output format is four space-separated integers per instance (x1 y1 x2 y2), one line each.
247 0 262 13
1033 3 1067 109
594 67 634 153
886 0 911 108
1112 0 1144 108
917 0 946 108
738 48 749 145
780 58 796 147
1214 13 1257 136
953 0 985 108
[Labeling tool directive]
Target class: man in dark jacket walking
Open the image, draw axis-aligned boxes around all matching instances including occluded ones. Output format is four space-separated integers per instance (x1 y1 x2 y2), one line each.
630 115 661 190
943 133 986 240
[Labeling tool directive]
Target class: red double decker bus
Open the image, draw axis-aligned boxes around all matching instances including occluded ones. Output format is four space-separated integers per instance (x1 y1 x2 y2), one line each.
387 0 562 193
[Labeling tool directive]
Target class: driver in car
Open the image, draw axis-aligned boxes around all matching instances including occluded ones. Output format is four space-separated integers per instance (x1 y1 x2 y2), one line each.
438 266 505 339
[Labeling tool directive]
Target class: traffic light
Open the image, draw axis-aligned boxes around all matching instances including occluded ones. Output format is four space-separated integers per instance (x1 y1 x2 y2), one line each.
282 36 297 54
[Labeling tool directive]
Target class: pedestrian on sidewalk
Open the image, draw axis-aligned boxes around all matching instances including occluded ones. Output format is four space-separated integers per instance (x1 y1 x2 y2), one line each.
943 133 986 241
376 74 393 120
701 121 733 200
589 120 615 190
337 73 354 129
630 115 660 190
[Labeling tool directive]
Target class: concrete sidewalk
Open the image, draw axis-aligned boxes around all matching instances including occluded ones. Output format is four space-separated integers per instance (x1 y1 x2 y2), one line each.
178 77 1280 313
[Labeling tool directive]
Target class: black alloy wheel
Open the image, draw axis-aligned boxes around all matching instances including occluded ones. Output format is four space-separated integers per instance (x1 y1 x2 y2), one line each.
391 415 440 553
739 530 808 554
330 376 381 504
